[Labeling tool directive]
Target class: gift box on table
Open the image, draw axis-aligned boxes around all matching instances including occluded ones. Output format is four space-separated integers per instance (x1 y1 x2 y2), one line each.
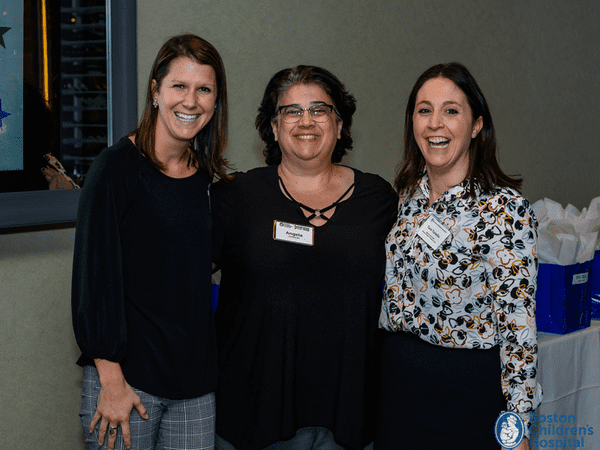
590 250 600 320
536 261 592 334
532 197 600 334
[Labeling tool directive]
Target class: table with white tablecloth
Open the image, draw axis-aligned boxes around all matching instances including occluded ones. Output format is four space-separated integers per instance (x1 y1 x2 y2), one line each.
533 321 600 448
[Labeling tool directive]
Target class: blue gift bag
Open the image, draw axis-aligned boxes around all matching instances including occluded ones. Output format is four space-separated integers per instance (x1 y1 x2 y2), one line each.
536 261 592 334
211 284 219 314
590 250 600 320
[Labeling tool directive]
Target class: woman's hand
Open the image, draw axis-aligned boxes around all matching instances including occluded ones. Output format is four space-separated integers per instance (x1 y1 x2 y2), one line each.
92 359 149 450
503 438 529 450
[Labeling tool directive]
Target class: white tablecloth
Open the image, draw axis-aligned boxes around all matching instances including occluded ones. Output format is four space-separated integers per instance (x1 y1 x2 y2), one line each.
535 321 600 448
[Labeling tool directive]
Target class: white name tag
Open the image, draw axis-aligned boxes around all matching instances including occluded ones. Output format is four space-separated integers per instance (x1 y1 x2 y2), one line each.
417 215 451 250
273 220 314 246
572 272 588 285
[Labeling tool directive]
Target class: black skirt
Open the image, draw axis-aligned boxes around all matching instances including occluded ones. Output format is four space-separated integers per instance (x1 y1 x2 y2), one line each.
374 330 506 450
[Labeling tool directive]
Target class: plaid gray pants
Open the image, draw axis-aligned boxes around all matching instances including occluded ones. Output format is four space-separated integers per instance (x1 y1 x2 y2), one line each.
81 365 215 450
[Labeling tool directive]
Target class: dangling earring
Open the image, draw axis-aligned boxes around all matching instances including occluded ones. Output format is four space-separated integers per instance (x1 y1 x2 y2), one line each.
153 98 158 108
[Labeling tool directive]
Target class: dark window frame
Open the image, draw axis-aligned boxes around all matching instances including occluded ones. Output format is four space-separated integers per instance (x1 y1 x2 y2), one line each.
0 0 137 230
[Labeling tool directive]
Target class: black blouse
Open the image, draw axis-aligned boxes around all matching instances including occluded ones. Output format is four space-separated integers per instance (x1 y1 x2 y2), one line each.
212 166 398 450
71 138 217 400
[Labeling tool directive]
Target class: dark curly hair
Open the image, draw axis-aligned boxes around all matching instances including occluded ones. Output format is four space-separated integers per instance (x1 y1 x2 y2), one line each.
255 65 357 166
395 62 522 197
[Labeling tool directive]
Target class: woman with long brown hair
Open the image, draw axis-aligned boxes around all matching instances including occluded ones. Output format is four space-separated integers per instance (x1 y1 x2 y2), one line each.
376 63 541 450
72 34 228 450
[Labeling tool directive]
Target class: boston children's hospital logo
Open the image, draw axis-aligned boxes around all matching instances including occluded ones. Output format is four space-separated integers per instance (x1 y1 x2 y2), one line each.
495 412 594 448
495 411 525 449
529 413 594 448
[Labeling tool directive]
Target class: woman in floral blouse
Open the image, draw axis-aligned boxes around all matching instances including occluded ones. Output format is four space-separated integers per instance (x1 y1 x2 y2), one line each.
376 63 542 450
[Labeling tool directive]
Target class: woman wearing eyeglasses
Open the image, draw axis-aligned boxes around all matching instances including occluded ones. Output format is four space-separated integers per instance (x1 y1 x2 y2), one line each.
211 65 397 450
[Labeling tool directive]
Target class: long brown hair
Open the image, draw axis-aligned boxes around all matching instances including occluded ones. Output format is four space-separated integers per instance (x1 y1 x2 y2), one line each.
395 62 521 197
129 34 229 180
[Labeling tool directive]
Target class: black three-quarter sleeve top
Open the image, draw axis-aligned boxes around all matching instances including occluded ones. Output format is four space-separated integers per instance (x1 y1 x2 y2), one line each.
212 166 398 450
71 138 218 400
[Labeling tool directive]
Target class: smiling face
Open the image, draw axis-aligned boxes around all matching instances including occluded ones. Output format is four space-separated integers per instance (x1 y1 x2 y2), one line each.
271 83 342 166
413 76 483 179
152 56 217 151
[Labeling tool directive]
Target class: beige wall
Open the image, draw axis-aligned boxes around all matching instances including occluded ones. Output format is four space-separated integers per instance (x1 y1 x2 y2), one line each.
0 228 81 447
0 1 598 448
138 0 600 210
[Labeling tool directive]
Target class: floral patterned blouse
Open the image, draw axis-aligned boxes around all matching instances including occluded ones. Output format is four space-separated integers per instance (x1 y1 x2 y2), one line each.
380 174 542 434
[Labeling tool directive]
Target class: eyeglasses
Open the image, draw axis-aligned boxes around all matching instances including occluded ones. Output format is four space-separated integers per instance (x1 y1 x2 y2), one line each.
277 104 337 123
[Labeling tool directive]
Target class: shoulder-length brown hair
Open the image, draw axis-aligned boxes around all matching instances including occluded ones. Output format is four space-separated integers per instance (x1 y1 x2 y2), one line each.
255 65 357 166
130 34 229 180
395 62 522 196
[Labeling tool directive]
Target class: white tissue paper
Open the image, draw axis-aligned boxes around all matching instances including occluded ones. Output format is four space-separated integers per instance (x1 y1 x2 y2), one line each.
532 197 600 265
